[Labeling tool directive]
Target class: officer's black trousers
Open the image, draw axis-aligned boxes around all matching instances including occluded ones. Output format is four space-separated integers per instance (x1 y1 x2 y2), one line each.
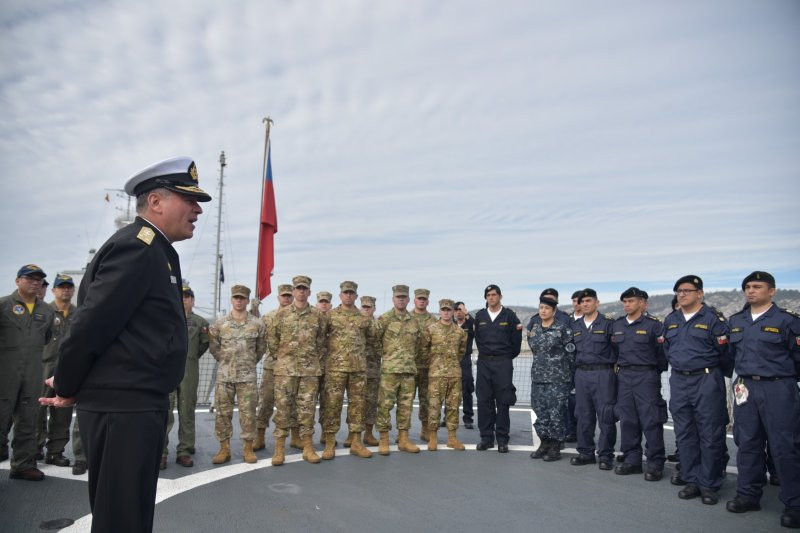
476 358 514 444
78 409 167 533
616 369 667 470
460 357 474 422
575 368 617 461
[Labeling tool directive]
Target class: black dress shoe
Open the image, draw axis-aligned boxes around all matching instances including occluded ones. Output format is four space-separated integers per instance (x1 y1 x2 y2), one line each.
72 461 87 475
614 463 643 476
476 441 495 451
644 470 663 482
542 445 561 462
599 461 613 471
666 453 679 462
615 453 624 463
726 496 761 513
9 467 45 481
670 471 687 486
781 508 800 528
678 484 701 500
464 422 474 430
45 454 71 467
570 454 596 466
701 489 718 505
497 444 509 453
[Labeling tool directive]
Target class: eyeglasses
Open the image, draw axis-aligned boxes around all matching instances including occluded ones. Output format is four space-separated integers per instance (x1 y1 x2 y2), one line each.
674 289 699 295
21 276 44 285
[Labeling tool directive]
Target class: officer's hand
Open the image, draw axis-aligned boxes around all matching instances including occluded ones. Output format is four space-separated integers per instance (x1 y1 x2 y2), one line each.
39 377 76 407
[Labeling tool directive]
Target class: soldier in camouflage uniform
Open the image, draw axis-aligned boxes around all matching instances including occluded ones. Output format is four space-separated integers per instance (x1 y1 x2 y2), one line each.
361 295 381 445
526 296 576 462
209 285 267 465
315 291 332 443
320 281 376 460
421 299 468 451
37 274 76 467
411 288 437 443
254 284 294 451
375 285 423 455
268 275 329 465
161 283 210 468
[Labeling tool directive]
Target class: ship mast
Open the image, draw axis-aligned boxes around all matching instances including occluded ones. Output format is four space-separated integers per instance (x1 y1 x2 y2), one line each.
212 151 226 319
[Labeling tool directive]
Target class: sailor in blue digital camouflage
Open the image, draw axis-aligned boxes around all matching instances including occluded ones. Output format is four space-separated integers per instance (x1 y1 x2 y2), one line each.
361 295 381 446
253 284 294 451
209 284 267 465
420 299 468 451
526 296 576 462
375 285 423 455
267 275 329 465
410 288 437 443
321 281 376 459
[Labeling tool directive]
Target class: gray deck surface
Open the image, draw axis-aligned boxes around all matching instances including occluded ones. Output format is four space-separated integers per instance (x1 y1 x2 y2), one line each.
1 408 784 532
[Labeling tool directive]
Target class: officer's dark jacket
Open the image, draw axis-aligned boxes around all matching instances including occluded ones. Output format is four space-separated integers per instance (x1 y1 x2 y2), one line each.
572 313 615 365
611 314 667 370
0 291 53 393
55 217 188 412
663 304 731 375
729 304 800 378
474 307 522 358
459 315 475 360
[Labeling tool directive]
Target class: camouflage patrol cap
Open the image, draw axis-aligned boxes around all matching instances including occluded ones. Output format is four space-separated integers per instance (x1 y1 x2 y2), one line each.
53 274 74 287
277 284 293 296
360 296 376 306
292 275 312 288
231 284 251 298
438 298 455 310
392 285 409 297
340 281 358 293
316 291 333 303
673 275 702 292
17 264 46 278
741 271 775 290
414 288 430 299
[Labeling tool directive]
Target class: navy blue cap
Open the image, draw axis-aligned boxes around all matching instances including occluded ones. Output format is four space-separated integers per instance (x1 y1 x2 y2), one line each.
484 284 502 297
578 288 597 301
182 282 195 298
539 297 558 309
741 271 775 290
620 287 647 301
540 288 559 300
571 290 583 300
673 275 702 292
17 264 46 278
53 274 74 287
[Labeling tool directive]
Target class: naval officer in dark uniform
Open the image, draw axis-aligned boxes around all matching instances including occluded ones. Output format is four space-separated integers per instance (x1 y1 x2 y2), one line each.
724 271 800 529
40 156 211 533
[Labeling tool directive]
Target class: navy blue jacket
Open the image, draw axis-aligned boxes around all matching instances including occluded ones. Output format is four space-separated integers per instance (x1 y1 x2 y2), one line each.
663 304 731 375
729 304 800 378
573 313 616 365
611 314 667 370
475 307 522 358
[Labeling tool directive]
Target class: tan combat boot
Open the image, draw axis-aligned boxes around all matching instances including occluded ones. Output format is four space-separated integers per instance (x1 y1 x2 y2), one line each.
398 430 420 453
253 428 266 451
290 427 303 450
428 427 438 451
302 435 321 464
243 440 258 464
322 433 336 460
349 433 373 458
212 440 231 464
447 429 466 450
272 436 286 466
343 431 356 448
378 431 391 456
420 426 430 443
364 424 379 446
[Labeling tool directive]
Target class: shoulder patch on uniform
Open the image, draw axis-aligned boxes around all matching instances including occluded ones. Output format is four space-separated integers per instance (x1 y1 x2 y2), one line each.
136 227 155 245
12 304 25 315
785 309 799 318
761 326 780 334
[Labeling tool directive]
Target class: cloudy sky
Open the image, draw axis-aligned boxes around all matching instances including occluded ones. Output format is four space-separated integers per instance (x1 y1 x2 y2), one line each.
2 0 798 314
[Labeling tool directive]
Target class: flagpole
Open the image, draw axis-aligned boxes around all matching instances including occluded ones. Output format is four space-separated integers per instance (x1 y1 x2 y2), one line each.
255 116 273 301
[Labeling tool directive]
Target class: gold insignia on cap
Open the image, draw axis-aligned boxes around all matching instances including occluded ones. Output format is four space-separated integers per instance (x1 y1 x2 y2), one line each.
693 278 699 284
756 273 761 279
189 161 198 181
136 227 155 245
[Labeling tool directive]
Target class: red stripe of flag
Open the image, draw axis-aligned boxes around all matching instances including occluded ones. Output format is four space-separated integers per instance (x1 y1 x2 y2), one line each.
256 143 277 300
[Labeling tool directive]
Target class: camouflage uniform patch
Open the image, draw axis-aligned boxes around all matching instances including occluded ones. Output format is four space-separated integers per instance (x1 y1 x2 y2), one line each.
273 375 319 437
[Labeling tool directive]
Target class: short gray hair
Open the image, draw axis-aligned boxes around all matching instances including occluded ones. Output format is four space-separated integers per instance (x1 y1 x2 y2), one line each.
135 187 172 213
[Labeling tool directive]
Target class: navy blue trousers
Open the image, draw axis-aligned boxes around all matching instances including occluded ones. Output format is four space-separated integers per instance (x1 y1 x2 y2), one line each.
616 369 667 470
669 369 728 491
574 368 617 461
476 358 514 445
460 357 475 423
733 377 800 509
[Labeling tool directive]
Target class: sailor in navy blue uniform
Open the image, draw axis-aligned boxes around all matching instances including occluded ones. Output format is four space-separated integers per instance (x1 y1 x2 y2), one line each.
611 287 668 481
569 288 617 470
724 271 800 529
663 275 731 506
474 284 522 453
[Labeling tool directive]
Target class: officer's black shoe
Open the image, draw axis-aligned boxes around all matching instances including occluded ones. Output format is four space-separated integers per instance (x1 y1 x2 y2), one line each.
670 471 687 486
45 454 71 467
530 439 550 459
781 508 800 529
700 489 718 505
570 454 596 466
564 434 577 443
9 467 45 481
615 453 624 463
614 463 643 476
769 475 781 486
644 470 663 482
598 460 613 471
678 484 701 500
666 453 679 462
476 441 495 451
497 444 509 453
72 461 87 475
464 422 474 430
725 496 761 513
542 443 562 462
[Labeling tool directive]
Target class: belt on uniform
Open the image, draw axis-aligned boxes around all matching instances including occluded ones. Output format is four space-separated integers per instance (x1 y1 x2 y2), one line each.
619 365 657 371
674 367 716 376
577 364 613 371
738 375 794 381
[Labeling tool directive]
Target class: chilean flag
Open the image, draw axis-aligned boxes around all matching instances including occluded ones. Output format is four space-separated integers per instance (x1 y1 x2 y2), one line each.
256 143 277 300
